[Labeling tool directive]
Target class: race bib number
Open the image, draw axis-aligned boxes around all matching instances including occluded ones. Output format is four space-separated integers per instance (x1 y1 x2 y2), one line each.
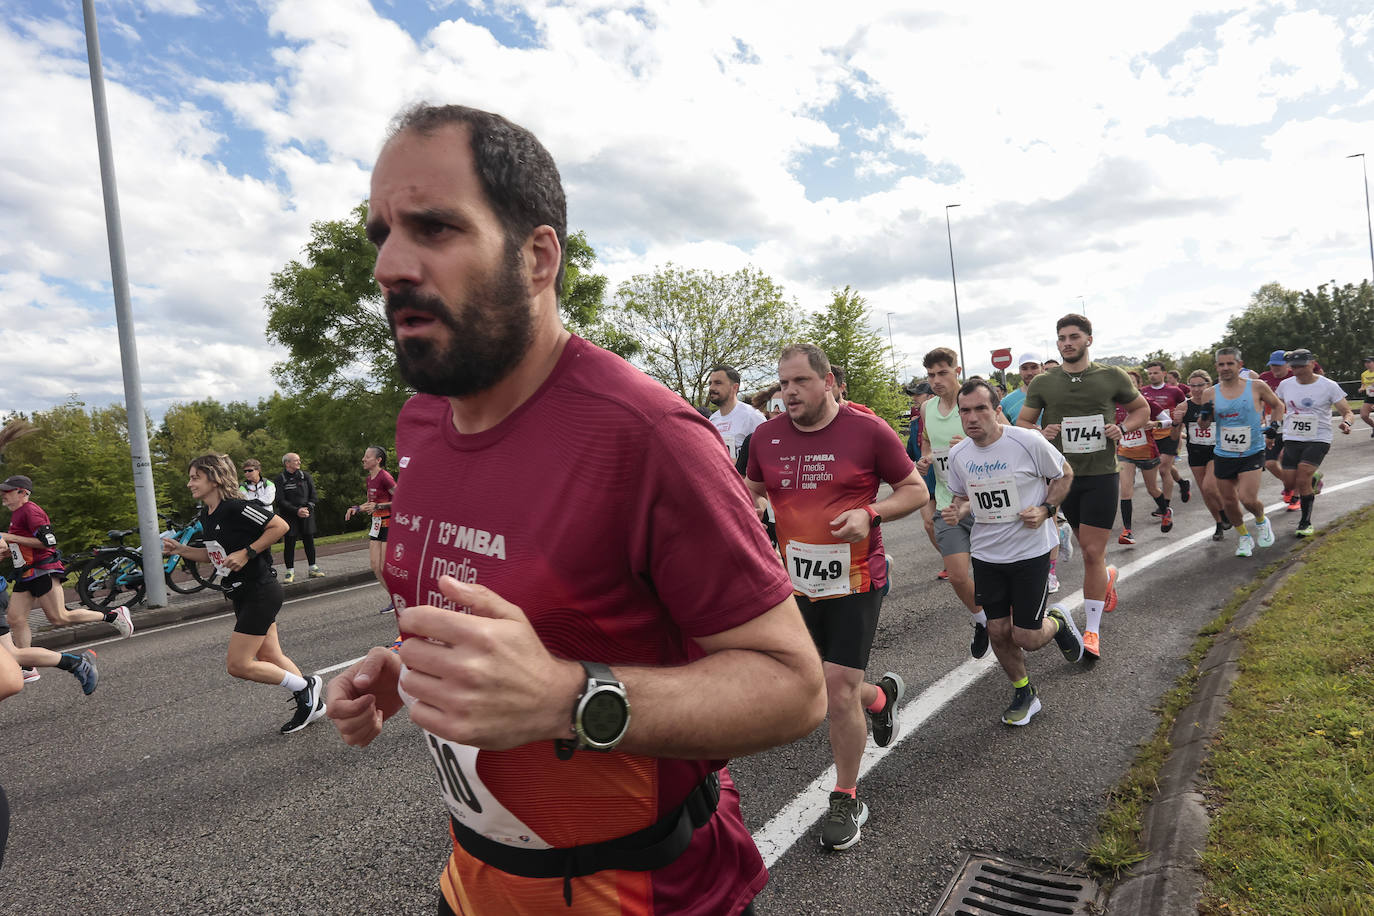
1119 428 1148 449
202 539 233 577
8 541 22 565
1287 417 1315 436
1366 385 1374 398
369 515 384 537
967 474 1022 524
418 729 554 849
1218 426 1251 452
1188 422 1215 445
1061 415 1106 454
932 448 951 483
784 540 851 599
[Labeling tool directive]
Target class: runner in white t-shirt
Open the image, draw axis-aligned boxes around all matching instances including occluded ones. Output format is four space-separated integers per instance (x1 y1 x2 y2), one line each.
707 365 767 462
944 380 1083 726
1274 349 1356 537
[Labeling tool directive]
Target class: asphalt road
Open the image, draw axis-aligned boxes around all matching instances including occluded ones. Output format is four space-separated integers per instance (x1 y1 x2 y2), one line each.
3 433 1371 915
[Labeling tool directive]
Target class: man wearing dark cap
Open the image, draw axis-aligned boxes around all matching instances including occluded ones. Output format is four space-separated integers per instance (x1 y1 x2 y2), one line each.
2 476 132 667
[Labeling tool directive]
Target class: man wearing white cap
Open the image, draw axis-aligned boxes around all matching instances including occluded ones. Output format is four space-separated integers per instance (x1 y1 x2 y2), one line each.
1000 352 1043 425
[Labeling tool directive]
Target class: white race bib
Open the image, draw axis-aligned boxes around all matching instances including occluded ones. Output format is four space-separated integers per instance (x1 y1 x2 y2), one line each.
1187 422 1215 445
419 730 554 849
784 540 851 598
932 448 951 484
967 474 1023 524
1287 416 1315 436
1118 428 1148 449
369 515 384 537
1218 426 1252 452
8 542 22 566
202 539 233 577
1061 415 1106 454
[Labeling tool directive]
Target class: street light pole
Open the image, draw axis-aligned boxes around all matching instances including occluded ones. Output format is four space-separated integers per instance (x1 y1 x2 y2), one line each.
885 311 899 381
1348 153 1374 284
945 204 966 373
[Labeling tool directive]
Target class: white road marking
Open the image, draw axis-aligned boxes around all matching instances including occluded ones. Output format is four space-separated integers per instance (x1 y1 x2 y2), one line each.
749 472 1374 866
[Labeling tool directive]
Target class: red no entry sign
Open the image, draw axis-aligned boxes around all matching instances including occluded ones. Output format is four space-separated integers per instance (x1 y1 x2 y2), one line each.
990 348 1012 370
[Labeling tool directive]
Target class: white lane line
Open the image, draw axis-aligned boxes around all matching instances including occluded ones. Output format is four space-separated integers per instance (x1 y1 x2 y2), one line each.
316 655 368 676
749 472 1374 866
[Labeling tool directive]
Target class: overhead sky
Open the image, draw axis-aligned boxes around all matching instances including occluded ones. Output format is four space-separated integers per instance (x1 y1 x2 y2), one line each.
4 0 1373 418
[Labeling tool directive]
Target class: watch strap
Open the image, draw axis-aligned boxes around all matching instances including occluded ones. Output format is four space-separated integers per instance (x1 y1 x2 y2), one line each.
863 505 881 526
580 660 615 684
244 545 258 560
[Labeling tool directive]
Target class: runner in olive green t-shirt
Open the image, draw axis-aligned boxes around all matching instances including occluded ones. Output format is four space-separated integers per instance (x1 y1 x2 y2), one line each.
1018 314 1149 659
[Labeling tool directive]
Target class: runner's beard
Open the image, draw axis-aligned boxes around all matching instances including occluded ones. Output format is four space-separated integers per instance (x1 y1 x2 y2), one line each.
388 242 534 398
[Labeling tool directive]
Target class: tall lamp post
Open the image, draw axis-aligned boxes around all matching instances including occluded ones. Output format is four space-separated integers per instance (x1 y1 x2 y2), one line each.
945 204 966 373
1349 153 1374 284
885 311 899 381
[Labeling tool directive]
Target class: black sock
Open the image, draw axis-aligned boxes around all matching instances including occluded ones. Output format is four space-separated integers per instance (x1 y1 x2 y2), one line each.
1154 494 1169 511
1121 499 1133 529
102 610 117 623
1300 494 1314 526
55 653 80 672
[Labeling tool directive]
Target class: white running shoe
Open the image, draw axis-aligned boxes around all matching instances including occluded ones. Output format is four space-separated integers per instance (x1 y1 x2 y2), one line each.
1047 571 1060 594
1235 534 1255 558
1255 517 1275 549
21 667 41 684
110 606 134 638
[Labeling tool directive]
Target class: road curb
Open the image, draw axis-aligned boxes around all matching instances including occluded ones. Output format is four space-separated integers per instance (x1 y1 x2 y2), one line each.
1103 515 1362 915
31 568 380 650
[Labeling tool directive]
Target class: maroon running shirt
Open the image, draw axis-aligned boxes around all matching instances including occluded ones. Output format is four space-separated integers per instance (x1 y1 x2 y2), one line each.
385 335 793 916
1140 383 1186 442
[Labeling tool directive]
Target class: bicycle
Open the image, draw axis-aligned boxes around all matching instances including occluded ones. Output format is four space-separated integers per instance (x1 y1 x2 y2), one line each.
76 514 223 610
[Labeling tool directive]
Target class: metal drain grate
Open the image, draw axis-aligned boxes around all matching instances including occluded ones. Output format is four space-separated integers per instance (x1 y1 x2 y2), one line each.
930 853 1102 916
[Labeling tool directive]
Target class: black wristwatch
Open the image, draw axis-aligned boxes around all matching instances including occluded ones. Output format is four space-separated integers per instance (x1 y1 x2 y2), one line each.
864 505 882 528
244 546 259 560
1041 502 1058 518
555 661 630 759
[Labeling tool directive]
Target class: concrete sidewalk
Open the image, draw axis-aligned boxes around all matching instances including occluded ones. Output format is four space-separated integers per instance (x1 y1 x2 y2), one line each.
28 539 381 651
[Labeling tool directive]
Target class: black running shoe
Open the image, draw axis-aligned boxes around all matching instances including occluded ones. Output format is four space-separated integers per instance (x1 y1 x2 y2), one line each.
282 675 327 734
820 792 869 850
1212 523 1226 542
970 622 989 659
1180 479 1191 503
1001 684 1041 726
1048 605 1083 663
868 672 905 748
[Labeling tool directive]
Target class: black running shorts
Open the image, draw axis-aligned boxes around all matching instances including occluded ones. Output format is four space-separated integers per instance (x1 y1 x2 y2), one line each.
230 577 285 636
368 522 389 543
1062 473 1117 531
12 573 58 598
1186 443 1214 469
1155 434 1179 457
796 586 883 671
1121 455 1161 470
972 551 1052 630
1280 440 1331 470
1212 452 1265 480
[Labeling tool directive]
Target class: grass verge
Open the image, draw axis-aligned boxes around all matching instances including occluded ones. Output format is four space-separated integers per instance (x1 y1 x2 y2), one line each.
1197 504 1374 915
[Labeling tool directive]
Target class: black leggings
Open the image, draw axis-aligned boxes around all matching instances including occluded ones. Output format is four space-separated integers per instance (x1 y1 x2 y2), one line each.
282 531 316 568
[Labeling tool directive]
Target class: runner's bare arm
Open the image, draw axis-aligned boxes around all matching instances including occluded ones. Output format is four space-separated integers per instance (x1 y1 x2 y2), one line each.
1109 394 1151 440
915 423 933 472
942 494 970 525
326 648 406 747
1333 398 1355 431
1255 382 1284 423
829 468 928 541
395 577 825 759
745 477 770 519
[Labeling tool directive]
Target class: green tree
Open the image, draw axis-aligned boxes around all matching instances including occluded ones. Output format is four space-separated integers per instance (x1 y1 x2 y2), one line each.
1217 280 1373 379
802 286 905 426
562 231 640 358
1141 349 1176 371
608 263 799 405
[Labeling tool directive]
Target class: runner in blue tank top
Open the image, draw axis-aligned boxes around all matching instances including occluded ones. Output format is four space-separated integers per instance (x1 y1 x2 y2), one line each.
1209 348 1284 558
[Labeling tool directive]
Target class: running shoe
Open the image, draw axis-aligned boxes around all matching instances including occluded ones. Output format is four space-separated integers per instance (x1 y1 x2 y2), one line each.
1047 571 1060 594
970 622 989 659
1058 522 1074 561
1220 512 1233 530
1103 565 1120 613
937 568 950 581
282 675 328 734
283 569 296 584
1212 523 1226 542
1280 488 1293 504
71 650 99 696
387 637 403 653
1255 517 1275 548
1001 684 1041 726
1295 524 1315 538
1312 470 1324 495
1370 428 1374 438
1118 529 1135 545
380 602 396 615
309 565 326 579
109 605 134 639
1180 479 1191 503
1286 494 1300 512
868 672 905 748
1150 506 1166 518
1081 631 1101 659
1048 605 1084 664
1160 508 1174 533
820 792 869 850
1235 534 1254 557
20 667 40 684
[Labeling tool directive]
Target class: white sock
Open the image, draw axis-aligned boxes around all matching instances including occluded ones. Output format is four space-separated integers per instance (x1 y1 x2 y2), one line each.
1084 599 1105 634
972 610 988 626
280 672 308 693
286 566 295 573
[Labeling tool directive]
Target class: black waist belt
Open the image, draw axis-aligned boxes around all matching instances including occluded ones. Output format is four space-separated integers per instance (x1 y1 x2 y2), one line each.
449 770 720 906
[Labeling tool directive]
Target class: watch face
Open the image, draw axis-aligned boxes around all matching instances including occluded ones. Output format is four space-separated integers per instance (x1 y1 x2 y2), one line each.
583 690 629 743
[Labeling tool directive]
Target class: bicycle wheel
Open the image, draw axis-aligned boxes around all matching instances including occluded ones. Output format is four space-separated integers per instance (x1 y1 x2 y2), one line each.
165 553 209 594
77 549 146 611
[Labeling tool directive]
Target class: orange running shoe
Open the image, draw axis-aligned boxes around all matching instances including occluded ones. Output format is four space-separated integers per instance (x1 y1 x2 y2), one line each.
1082 631 1101 659
1118 529 1135 545
1103 565 1120 613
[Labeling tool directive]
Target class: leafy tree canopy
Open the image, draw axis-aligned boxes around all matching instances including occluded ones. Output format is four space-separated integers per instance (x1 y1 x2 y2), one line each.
802 286 906 427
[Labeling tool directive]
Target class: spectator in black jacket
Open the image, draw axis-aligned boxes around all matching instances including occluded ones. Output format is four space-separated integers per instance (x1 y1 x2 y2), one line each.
276 453 323 582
